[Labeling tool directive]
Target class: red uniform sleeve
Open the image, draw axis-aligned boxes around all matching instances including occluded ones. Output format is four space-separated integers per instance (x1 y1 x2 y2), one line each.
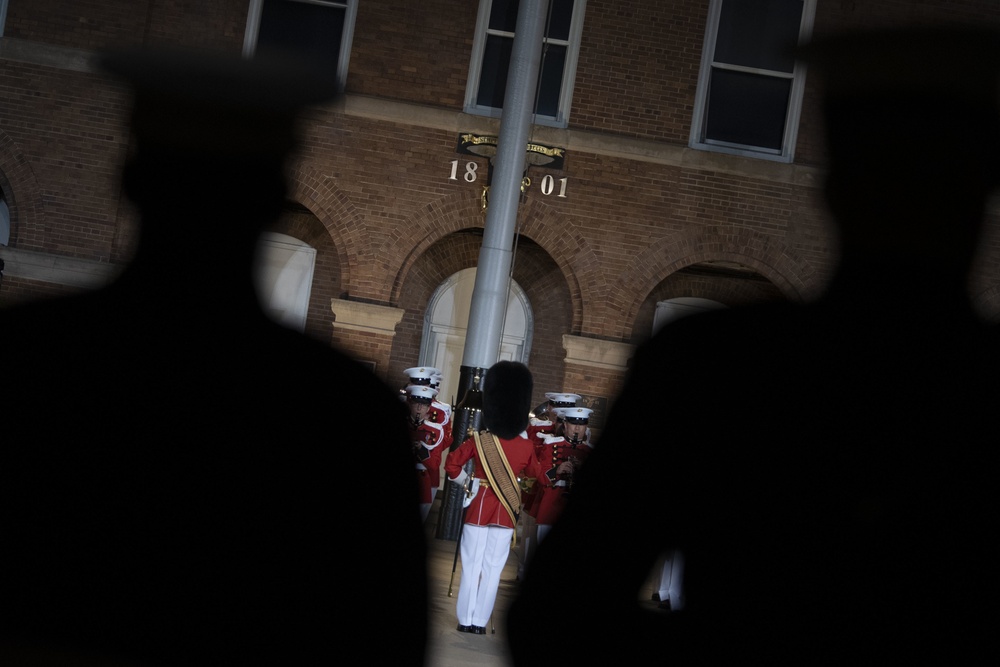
445 436 475 480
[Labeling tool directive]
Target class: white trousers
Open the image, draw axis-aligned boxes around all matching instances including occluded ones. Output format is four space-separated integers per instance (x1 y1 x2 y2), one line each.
456 523 513 627
657 549 685 609
515 513 538 578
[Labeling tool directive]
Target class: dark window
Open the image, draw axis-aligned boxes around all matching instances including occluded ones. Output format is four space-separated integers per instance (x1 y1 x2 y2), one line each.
469 0 583 126
693 0 813 160
252 0 351 89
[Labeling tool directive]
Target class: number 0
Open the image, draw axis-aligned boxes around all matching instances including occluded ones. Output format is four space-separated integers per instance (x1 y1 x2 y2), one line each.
539 175 568 198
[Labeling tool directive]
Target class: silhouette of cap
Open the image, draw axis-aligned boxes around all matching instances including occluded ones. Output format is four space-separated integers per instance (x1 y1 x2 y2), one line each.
797 27 1000 105
100 47 339 159
799 27 1000 191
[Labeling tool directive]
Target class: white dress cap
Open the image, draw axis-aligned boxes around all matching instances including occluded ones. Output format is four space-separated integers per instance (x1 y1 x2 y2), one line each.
404 367 441 383
406 384 438 401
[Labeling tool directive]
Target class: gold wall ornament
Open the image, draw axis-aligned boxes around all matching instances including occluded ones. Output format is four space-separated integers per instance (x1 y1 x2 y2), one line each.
456 133 566 170
481 185 490 212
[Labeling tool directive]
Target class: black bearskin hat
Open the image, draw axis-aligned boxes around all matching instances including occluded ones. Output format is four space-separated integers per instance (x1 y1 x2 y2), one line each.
482 361 533 439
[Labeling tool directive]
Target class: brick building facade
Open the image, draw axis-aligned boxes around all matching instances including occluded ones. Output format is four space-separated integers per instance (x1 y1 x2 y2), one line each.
3 0 1000 436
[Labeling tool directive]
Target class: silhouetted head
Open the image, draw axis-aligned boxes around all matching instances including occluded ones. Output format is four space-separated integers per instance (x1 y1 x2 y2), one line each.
482 361 533 439
101 47 337 230
799 27 1000 270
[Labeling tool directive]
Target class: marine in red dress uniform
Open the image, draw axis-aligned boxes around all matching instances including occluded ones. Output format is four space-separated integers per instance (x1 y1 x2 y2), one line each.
523 393 579 513
445 361 541 635
405 384 447 522
532 407 593 543
525 392 580 444
403 367 453 503
426 371 453 499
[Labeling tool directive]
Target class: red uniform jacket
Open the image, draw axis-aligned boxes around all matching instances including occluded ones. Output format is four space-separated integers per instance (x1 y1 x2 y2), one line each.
531 435 592 525
410 420 446 504
522 419 556 517
426 401 452 487
446 431 541 529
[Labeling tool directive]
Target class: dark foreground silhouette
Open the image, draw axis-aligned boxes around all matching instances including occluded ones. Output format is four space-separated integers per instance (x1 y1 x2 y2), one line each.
0 48 428 665
508 27 1000 665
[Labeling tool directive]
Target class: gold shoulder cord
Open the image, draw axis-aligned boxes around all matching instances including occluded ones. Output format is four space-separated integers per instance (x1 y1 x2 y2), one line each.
472 430 522 528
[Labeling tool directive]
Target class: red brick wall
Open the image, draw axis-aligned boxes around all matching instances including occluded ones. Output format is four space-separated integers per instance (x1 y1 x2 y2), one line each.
0 61 129 260
570 0 709 141
347 0 478 107
3 0 249 52
330 326 395 380
0 274 88 306
562 361 631 445
3 0 1000 403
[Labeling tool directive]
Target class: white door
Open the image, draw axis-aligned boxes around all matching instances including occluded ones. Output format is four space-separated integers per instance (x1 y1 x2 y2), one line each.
420 267 533 407
253 232 317 333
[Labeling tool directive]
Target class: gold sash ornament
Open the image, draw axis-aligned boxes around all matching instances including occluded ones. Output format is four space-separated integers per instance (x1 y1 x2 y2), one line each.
472 430 522 526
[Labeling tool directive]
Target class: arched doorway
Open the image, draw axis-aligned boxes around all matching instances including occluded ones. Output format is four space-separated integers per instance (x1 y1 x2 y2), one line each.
653 296 727 334
253 232 317 333
419 267 533 405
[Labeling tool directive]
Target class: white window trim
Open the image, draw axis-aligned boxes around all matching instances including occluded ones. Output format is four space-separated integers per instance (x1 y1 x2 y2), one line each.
1 198 10 246
464 0 587 129
243 0 358 91
689 0 816 163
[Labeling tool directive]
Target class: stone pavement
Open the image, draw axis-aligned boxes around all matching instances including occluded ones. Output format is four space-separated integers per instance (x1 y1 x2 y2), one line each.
422 497 664 666
423 498 520 667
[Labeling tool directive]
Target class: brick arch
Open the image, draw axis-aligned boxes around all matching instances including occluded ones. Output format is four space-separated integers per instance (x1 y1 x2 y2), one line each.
388 192 598 333
972 282 1000 322
0 130 46 248
286 161 360 291
605 225 822 341
386 188 484 303
514 197 603 334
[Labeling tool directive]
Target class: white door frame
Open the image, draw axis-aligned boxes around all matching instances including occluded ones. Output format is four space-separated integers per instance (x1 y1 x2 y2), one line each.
420 267 533 405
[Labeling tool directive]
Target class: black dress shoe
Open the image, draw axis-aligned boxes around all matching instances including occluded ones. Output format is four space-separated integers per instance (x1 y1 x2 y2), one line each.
657 599 672 612
457 624 472 633
472 625 486 634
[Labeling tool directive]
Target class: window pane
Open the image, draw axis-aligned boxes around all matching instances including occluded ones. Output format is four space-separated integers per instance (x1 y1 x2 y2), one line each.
473 0 580 121
546 0 575 41
490 0 575 40
714 0 802 73
705 68 791 150
477 34 513 108
258 0 346 80
490 0 519 32
477 33 566 119
536 44 566 117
